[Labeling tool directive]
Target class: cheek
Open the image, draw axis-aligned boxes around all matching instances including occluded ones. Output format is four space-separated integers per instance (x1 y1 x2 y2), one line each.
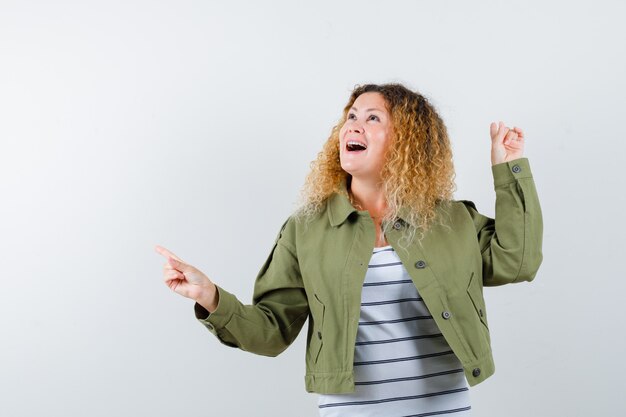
338 127 347 148
373 128 389 143
376 134 392 156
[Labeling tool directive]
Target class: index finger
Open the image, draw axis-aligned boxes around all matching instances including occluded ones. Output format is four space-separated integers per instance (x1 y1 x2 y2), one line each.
154 245 184 262
498 121 511 141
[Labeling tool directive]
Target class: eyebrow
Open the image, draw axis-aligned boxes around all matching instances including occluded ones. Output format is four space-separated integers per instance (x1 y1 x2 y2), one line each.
350 106 384 113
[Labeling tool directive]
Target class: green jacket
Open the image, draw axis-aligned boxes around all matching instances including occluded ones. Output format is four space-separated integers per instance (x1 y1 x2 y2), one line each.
194 157 543 394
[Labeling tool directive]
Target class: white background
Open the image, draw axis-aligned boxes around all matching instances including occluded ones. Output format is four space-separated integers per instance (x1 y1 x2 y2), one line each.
1 1 625 416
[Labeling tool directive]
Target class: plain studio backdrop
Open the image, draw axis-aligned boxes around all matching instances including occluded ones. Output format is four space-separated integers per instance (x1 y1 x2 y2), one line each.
1 0 624 416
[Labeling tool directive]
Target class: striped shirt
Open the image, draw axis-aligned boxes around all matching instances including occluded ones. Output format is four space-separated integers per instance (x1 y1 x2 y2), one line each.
318 245 472 417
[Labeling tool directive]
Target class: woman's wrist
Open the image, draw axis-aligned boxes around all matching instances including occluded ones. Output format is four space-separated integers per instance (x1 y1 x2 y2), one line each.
196 283 219 314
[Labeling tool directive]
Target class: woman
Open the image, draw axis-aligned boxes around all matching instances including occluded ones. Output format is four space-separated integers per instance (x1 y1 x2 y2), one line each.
155 83 543 416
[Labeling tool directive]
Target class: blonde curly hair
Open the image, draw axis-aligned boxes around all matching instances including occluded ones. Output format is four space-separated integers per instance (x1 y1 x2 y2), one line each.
293 83 457 249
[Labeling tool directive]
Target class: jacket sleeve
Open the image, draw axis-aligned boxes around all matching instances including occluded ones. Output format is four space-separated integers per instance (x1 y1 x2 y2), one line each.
193 216 309 356
459 157 543 286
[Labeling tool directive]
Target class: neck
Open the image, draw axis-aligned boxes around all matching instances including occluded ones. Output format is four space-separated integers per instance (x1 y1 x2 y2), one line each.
348 176 387 218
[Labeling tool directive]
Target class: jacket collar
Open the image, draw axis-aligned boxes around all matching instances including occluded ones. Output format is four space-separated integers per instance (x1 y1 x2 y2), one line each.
327 176 415 228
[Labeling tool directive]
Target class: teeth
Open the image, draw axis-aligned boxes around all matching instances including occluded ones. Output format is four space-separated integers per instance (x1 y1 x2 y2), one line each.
347 140 367 149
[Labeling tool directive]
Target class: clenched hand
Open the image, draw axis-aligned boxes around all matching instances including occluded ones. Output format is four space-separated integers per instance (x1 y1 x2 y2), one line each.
490 121 525 165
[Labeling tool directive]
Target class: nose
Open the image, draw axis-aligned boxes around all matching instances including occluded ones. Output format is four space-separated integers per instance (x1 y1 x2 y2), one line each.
348 123 364 134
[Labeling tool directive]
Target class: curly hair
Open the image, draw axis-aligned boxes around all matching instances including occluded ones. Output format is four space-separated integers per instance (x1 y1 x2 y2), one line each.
292 83 457 249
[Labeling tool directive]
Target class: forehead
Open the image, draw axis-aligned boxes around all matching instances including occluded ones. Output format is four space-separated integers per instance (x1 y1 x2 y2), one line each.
352 92 388 112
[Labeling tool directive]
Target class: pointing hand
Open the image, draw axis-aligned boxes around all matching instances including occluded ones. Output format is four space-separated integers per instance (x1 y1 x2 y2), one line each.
155 245 219 312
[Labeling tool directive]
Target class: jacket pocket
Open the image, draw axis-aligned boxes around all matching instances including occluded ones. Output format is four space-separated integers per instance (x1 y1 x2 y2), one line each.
466 271 489 331
309 293 325 364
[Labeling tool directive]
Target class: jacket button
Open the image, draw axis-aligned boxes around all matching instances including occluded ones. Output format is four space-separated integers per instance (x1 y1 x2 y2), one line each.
511 164 521 173
472 368 481 377
442 311 451 319
415 260 426 269
317 331 322 340
393 221 403 230
479 309 484 317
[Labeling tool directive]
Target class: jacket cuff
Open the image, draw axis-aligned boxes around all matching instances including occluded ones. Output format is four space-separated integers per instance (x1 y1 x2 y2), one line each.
491 157 533 188
194 285 238 335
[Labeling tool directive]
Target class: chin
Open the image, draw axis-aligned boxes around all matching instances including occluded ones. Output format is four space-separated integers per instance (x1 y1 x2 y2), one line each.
339 162 355 176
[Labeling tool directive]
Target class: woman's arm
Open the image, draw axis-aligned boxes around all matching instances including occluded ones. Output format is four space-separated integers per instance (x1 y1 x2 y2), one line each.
460 122 543 285
157 216 309 357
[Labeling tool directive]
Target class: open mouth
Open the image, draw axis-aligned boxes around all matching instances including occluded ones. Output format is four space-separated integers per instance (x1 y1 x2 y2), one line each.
346 141 367 153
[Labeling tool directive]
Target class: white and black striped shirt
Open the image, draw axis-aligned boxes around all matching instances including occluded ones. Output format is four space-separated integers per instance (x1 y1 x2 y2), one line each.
318 245 472 417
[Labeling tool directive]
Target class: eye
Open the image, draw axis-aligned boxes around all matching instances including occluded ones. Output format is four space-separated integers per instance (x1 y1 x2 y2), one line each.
347 113 356 120
368 115 380 121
